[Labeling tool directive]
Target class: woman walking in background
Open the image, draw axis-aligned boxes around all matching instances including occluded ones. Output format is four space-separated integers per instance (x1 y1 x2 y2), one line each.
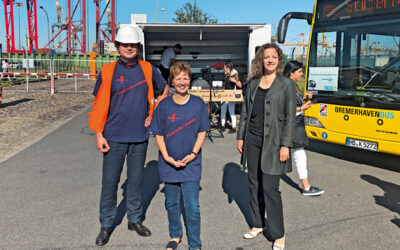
283 60 324 196
237 43 296 249
1 55 12 82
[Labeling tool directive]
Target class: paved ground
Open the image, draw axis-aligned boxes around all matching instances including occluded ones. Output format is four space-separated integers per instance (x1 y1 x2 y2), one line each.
1 107 399 250
0 79 94 162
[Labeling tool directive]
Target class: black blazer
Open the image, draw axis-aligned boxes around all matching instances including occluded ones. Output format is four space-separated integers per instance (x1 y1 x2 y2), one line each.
237 75 296 174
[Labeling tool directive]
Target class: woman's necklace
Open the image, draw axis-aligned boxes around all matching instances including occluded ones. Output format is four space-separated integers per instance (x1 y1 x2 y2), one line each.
259 74 276 89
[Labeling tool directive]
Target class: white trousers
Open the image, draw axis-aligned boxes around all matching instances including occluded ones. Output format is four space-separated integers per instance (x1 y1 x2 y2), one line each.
291 147 308 180
220 102 236 127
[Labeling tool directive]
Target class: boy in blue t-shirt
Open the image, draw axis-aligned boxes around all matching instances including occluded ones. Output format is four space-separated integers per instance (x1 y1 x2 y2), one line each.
149 61 209 250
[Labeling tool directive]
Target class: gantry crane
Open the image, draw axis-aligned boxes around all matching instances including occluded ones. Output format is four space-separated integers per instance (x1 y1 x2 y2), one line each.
3 0 38 53
43 0 86 54
1 0 121 54
94 0 116 53
319 33 335 56
281 33 308 60
282 33 336 60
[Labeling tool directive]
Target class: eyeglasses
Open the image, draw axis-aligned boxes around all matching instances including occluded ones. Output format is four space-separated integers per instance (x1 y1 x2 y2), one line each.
120 43 139 48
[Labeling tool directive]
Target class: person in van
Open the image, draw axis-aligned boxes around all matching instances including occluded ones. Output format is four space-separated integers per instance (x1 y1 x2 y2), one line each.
221 61 242 133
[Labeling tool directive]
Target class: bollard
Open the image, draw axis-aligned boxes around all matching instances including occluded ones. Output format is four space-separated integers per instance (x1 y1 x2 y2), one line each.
26 61 30 92
0 82 2 107
75 75 78 92
50 60 54 95
51 76 55 95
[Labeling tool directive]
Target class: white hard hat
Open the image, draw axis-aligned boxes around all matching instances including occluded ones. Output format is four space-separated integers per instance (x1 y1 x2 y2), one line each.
115 25 141 44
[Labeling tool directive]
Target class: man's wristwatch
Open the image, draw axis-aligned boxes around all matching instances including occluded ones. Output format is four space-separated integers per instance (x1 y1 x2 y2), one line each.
191 151 198 157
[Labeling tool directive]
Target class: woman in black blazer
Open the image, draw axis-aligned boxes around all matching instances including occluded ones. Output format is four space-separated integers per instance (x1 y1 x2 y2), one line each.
237 43 296 250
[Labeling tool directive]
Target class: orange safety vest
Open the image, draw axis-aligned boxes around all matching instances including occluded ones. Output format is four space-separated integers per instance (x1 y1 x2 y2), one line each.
88 59 156 132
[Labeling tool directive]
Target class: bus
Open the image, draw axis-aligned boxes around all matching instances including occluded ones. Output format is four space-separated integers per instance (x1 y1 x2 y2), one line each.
277 0 400 156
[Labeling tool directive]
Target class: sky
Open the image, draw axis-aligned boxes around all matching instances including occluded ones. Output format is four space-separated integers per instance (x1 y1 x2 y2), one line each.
0 0 316 55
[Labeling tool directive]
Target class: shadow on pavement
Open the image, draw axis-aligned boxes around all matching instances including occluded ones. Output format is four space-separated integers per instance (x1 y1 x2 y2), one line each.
1 98 33 108
221 163 283 241
112 160 161 227
307 139 400 173
222 162 252 227
280 174 302 193
80 126 95 136
361 174 400 228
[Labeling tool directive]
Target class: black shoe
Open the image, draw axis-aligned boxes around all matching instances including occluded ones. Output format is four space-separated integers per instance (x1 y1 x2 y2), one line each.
228 128 237 134
95 227 113 246
128 221 151 237
220 126 226 132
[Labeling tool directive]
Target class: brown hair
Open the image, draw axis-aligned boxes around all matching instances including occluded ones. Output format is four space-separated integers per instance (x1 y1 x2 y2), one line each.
169 61 192 83
248 43 283 81
224 61 234 71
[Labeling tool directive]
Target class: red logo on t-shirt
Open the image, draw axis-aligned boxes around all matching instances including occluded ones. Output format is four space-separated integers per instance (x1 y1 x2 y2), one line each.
168 113 180 122
117 75 129 84
166 118 196 138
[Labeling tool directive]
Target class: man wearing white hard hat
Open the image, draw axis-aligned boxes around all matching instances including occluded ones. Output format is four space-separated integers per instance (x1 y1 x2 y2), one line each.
89 24 169 246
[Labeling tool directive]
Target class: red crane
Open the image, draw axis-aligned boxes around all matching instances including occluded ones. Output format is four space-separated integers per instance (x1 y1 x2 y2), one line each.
3 0 38 53
3 0 117 54
43 0 87 54
94 0 116 53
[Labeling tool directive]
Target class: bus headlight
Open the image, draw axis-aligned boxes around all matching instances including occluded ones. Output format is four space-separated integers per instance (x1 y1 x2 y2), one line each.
304 116 325 128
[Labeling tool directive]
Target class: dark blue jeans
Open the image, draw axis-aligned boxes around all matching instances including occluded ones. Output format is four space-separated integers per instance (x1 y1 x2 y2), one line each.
164 181 201 250
99 141 148 228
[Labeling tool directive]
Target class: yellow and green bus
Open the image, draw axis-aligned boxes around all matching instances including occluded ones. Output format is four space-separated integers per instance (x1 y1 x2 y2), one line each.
278 0 400 155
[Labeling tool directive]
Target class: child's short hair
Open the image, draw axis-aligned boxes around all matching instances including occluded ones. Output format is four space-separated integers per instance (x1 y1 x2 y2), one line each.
169 61 192 82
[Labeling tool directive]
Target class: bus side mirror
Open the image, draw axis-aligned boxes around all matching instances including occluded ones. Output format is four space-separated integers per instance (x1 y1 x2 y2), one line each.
277 12 313 44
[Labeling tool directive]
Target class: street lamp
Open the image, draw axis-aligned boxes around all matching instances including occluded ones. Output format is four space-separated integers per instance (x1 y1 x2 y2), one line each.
39 6 50 48
15 2 23 50
160 8 166 23
155 0 159 23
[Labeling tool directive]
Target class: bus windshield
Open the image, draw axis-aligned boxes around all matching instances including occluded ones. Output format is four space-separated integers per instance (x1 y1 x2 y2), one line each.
307 0 400 110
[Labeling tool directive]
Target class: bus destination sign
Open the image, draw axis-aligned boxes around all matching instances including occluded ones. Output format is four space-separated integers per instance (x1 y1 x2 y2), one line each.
319 0 400 21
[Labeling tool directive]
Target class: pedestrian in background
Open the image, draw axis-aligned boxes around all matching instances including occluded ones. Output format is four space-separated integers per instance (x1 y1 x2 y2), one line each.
1 55 12 82
0 55 13 107
283 60 324 196
221 61 242 133
150 61 209 250
237 43 296 250
89 25 169 246
159 44 183 83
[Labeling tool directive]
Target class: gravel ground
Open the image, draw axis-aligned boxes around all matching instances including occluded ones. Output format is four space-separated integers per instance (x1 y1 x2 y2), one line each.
0 79 95 163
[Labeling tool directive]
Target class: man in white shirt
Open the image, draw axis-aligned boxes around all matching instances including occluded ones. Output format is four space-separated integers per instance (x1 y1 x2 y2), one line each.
158 44 182 83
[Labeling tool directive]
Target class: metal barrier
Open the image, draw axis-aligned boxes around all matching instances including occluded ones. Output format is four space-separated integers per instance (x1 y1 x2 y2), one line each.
51 59 112 93
1 58 115 94
1 58 51 92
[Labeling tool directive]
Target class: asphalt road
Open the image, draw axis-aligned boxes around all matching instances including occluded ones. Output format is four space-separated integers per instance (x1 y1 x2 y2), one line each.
1 110 399 250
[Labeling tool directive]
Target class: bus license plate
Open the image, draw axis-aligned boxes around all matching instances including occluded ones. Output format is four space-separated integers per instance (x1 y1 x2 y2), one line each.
346 138 378 151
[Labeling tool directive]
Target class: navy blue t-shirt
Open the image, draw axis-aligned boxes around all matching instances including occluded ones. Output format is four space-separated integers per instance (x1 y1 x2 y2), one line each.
149 95 210 183
93 61 166 143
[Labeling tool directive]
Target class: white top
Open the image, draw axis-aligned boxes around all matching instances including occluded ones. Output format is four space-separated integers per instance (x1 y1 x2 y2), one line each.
160 48 176 69
230 69 238 77
2 60 8 68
